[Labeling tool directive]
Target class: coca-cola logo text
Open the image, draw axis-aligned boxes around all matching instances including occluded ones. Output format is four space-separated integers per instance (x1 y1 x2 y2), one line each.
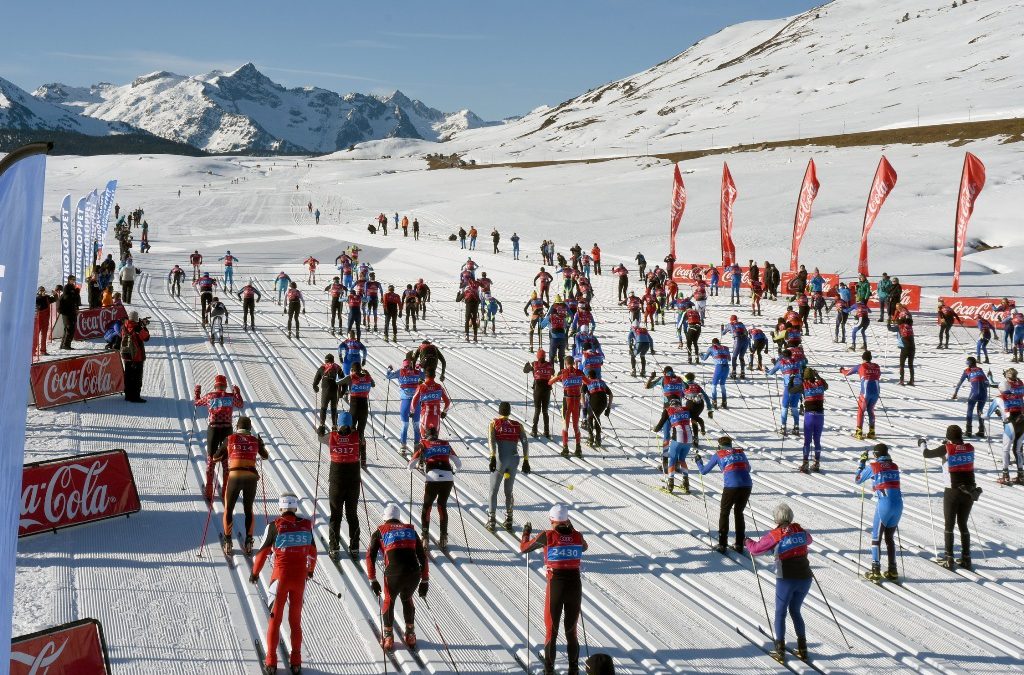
939 296 1008 327
19 450 140 538
76 304 127 340
11 618 110 675
29 351 124 410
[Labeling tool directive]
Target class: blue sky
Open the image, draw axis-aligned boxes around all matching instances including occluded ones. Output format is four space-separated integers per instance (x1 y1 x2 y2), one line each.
1 1 822 119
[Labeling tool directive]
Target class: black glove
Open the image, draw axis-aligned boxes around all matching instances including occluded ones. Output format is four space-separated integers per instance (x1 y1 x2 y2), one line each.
317 424 327 436
307 570 314 579
439 374 445 382
313 385 319 393
371 580 381 597
694 451 703 463
522 459 531 474
489 456 496 473
418 580 429 598
249 573 258 584
916 437 926 447
440 411 447 419
708 410 714 419
302 308 306 314
522 521 533 538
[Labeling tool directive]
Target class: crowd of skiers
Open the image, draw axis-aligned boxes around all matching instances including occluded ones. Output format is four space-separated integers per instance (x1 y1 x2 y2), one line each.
167 232 1022 675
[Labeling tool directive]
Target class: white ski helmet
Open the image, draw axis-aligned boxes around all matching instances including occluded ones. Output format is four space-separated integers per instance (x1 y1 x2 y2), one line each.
548 504 569 523
383 503 402 521
278 492 299 512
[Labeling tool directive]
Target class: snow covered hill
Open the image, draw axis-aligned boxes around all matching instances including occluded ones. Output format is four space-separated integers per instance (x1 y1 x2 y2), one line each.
450 0 1024 161
0 76 131 136
32 64 499 154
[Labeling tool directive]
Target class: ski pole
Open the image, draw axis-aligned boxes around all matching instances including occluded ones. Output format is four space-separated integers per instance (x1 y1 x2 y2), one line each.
969 513 987 561
856 484 865 579
377 595 387 674
422 596 460 673
259 456 268 529
580 600 591 659
811 571 852 649
525 548 531 673
917 438 940 558
197 464 218 557
308 575 343 599
408 470 414 523
530 471 575 491
312 435 324 517
453 485 474 563
693 455 713 549
747 550 773 634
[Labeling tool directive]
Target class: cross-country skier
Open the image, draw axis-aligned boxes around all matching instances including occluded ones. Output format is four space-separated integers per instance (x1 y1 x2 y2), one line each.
344 290 362 339
722 315 750 379
749 326 769 371
218 250 239 291
410 338 446 381
628 320 655 377
534 267 553 303
402 284 419 332
274 271 292 305
952 356 989 438
337 362 374 467
415 279 431 319
337 331 367 389
167 265 185 297
840 351 881 440
312 353 342 432
653 395 692 493
800 368 828 473
367 504 429 651
285 283 305 338
767 349 802 437
702 338 731 409
520 504 588 675
683 373 713 446
303 256 319 285
546 296 569 365
317 412 362 559
383 285 401 342
524 350 554 439
696 436 752 554
208 297 229 344
189 250 203 280
411 371 451 440
975 316 995 363
386 359 425 453
920 427 979 570
647 366 685 448
986 368 1024 484
236 279 262 331
213 416 268 555
487 402 530 531
745 503 813 664
582 370 613 448
936 300 962 349
888 314 916 386
456 280 481 342
407 427 462 549
482 293 503 335
844 300 871 351
524 291 549 351
250 492 316 675
194 272 218 325
324 276 346 334
194 375 244 502
550 356 585 457
680 305 702 363
855 443 903 582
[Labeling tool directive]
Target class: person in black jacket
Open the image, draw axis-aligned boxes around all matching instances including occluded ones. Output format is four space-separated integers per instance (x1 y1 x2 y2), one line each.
920 425 979 571
313 353 342 433
58 276 81 350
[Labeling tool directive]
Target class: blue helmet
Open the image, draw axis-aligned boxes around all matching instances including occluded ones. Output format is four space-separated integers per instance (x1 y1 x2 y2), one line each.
338 411 353 429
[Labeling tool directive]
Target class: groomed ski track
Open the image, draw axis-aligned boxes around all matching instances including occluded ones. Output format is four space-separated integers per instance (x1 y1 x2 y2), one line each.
17 159 1024 674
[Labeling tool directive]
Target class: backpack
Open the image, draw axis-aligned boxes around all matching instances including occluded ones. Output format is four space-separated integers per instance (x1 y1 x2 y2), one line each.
586 653 614 674
120 330 138 359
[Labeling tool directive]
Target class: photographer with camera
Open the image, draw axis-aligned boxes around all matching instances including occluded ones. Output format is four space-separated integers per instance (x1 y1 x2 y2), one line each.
121 310 151 403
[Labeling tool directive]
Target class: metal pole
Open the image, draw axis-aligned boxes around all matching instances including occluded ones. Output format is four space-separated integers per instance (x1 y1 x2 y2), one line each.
918 439 940 558
811 571 852 649
856 485 865 578
453 485 474 563
748 550 773 633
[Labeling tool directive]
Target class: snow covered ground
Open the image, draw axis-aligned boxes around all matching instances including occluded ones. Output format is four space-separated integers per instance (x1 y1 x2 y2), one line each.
16 141 1024 674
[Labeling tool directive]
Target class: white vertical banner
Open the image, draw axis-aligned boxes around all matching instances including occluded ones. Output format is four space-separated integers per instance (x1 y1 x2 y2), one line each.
73 196 87 282
0 143 50 670
84 189 99 271
59 194 72 281
99 179 117 239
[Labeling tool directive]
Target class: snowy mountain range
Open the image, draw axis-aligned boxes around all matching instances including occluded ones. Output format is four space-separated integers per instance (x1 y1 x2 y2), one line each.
449 0 1024 161
14 63 498 154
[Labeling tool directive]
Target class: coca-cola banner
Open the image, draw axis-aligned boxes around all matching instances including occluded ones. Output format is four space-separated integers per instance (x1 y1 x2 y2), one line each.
952 152 986 293
789 159 820 272
864 282 922 312
29 352 125 410
858 156 898 277
720 163 738 267
51 304 127 342
673 262 752 289
668 164 686 260
11 618 111 674
19 449 140 538
938 296 1011 327
781 272 840 295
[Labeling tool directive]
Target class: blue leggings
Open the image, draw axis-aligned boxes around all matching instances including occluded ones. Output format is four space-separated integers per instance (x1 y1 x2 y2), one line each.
851 323 868 348
802 412 823 460
732 340 749 371
872 496 903 564
667 441 691 471
399 398 421 446
774 577 812 641
710 365 729 401
965 398 985 424
780 388 800 426
224 267 234 286
977 338 989 360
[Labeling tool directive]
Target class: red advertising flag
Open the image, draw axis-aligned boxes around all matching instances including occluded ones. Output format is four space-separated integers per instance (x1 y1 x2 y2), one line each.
858 156 898 276
720 163 738 267
669 163 686 259
28 351 125 410
952 152 986 293
19 449 141 537
789 159 820 272
11 618 111 674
